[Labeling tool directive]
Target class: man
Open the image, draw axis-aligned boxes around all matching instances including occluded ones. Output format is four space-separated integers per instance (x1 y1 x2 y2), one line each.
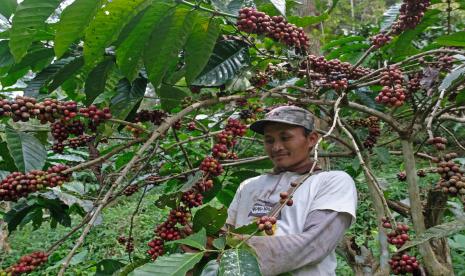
226 105 357 276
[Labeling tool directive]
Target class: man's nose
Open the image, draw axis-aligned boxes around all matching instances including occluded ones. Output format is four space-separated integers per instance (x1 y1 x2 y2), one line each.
272 141 284 152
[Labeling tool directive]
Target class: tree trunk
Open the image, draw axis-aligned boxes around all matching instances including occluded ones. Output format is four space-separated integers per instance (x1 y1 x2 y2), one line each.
292 0 320 54
400 140 454 275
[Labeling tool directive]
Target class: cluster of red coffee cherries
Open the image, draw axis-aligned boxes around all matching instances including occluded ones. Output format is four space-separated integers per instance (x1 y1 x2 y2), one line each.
181 190 204 208
434 152 465 196
123 184 139 196
257 216 277 235
370 33 392 49
0 96 78 123
1 251 48 275
392 0 431 35
133 110 167 125
78 105 112 130
117 236 134 253
427 136 447 151
382 218 410 248
147 238 164 260
370 0 430 48
300 55 371 90
348 116 380 150
0 165 71 202
237 7 309 49
389 253 420 275
53 135 94 154
375 66 406 107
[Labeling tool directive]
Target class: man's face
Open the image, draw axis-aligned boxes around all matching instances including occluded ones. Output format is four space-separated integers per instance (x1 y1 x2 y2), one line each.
263 123 317 170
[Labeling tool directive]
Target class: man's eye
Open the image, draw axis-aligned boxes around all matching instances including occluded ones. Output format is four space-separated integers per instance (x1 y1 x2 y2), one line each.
281 136 291 141
265 139 273 144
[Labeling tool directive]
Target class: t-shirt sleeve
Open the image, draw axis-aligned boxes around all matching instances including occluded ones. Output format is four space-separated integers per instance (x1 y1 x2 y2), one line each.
309 171 357 221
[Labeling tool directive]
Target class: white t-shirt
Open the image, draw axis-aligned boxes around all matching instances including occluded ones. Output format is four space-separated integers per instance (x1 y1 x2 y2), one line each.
226 170 357 276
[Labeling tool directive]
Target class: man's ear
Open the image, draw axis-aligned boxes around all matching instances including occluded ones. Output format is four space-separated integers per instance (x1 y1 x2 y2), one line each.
308 131 319 146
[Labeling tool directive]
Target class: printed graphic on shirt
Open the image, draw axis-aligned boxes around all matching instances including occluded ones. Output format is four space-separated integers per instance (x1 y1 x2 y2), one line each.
248 199 278 218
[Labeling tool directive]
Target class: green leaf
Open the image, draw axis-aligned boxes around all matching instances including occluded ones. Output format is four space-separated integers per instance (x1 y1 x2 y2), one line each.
268 0 285 16
185 17 221 84
219 249 261 276
0 0 17 18
321 36 365 51
110 77 147 120
166 228 207 250
200 260 219 276
192 39 249 86
131 253 204 276
193 205 227 235
373 147 390 164
398 219 465 251
8 0 61 62
25 56 82 97
48 56 85 92
212 237 226 250
84 56 115 105
435 31 465 47
4 200 36 232
456 89 465 105
288 14 328 28
0 142 18 171
439 65 465 92
83 0 150 67
94 259 126 276
155 192 181 209
116 1 175 81
54 0 104 58
179 171 204 192
2 46 54 87
5 126 46 172
216 181 240 207
0 40 14 70
210 0 242 15
231 222 258 235
144 7 196 88
157 84 190 112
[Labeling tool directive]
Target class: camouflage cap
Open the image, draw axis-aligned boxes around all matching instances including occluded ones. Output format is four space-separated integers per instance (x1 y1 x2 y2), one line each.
249 105 314 134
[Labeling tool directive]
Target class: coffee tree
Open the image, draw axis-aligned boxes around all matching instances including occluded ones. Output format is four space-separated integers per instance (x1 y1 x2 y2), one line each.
0 0 464 275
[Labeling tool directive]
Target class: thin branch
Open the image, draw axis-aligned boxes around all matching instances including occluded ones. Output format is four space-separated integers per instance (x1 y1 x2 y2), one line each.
62 139 143 174
172 129 193 169
352 45 376 70
440 125 465 151
108 118 148 133
127 185 149 262
426 89 446 139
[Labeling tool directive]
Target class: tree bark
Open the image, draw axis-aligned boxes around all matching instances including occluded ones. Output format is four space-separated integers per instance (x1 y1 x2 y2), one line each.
400 140 454 275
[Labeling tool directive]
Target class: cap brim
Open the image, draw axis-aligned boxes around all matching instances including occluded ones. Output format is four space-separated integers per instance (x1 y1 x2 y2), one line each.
250 119 309 135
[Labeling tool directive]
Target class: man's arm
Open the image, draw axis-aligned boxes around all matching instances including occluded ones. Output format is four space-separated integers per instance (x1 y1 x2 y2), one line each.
246 209 352 276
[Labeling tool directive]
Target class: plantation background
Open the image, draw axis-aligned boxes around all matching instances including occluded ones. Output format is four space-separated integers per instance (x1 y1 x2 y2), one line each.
0 0 465 275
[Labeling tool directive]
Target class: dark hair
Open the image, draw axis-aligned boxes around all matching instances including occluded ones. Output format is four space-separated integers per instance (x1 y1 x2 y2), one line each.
303 128 312 136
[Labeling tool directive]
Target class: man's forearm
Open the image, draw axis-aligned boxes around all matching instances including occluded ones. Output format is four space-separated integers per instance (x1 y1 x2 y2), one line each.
246 210 352 276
